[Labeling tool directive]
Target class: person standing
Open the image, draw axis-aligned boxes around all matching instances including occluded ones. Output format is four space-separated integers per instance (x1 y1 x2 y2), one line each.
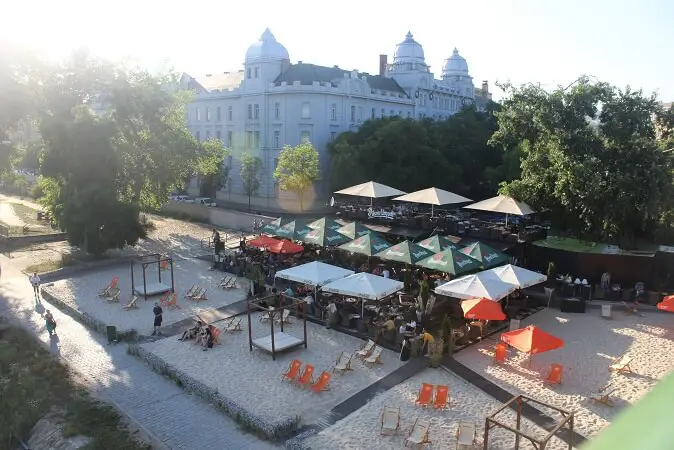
152 302 163 336
44 310 57 336
29 272 41 299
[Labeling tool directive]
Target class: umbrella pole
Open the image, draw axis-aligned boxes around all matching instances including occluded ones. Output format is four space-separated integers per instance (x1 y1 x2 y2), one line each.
431 204 434 218
505 213 509 227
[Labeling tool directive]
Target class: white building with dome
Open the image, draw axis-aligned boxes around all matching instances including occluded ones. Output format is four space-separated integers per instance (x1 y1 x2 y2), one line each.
182 29 482 210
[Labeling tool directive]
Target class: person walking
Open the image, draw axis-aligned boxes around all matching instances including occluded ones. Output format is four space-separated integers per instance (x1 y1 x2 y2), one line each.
152 302 163 336
44 310 57 336
29 272 41 300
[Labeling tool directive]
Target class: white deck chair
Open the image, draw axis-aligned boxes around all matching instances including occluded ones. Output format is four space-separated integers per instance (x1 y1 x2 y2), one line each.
356 339 376 359
405 418 431 448
380 405 400 435
333 352 354 374
609 355 634 374
456 421 476 449
590 383 617 407
224 317 242 332
123 296 138 310
363 346 384 367
105 289 121 303
275 309 291 324
183 285 198 299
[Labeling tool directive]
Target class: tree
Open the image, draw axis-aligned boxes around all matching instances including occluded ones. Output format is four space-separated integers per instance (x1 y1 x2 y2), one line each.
273 142 320 211
240 152 262 212
195 138 230 198
492 78 674 247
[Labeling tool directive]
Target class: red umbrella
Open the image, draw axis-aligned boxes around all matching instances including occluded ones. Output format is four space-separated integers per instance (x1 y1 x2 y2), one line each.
657 295 674 312
248 235 280 249
500 325 564 365
268 240 304 254
461 298 506 321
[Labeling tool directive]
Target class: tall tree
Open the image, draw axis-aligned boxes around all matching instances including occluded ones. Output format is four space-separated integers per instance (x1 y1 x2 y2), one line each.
195 137 230 198
240 152 262 212
273 142 320 211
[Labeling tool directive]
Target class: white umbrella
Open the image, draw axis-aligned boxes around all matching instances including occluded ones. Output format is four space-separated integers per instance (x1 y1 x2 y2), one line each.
321 272 404 317
486 264 547 289
335 181 406 207
393 187 472 216
464 195 535 226
434 272 518 301
275 261 354 287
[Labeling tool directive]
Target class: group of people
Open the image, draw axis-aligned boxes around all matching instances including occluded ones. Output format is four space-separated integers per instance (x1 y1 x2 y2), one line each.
178 319 215 350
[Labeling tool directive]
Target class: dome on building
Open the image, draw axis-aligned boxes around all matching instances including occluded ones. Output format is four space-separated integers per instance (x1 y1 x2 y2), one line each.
392 31 426 64
245 28 289 62
442 48 469 77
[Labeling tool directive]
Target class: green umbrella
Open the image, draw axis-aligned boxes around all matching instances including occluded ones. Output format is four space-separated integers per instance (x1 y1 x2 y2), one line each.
275 219 313 240
261 217 291 234
374 240 436 265
338 233 391 256
337 221 377 240
307 217 342 231
416 248 482 275
303 226 351 247
460 241 510 268
417 235 459 253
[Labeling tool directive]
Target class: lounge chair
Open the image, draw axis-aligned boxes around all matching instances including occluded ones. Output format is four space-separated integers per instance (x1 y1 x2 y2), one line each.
363 346 384 367
183 285 198 299
609 355 634 374
224 317 242 333
274 309 292 324
211 326 222 345
123 296 138 310
380 406 400 435
310 371 331 392
282 359 302 382
191 288 208 301
456 421 476 449
161 293 180 309
415 383 434 407
493 342 507 364
356 339 376 360
545 363 564 385
98 277 119 297
433 385 450 409
405 418 431 448
105 289 121 303
260 309 275 322
333 352 354 374
590 383 617 407
621 301 642 316
218 276 237 289
295 364 315 387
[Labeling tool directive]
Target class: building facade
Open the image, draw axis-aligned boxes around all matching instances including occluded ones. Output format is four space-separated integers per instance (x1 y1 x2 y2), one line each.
182 29 481 209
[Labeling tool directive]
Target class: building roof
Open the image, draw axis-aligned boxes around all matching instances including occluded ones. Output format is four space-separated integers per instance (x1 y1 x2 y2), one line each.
274 63 408 96
442 48 469 78
187 72 244 92
245 28 289 62
392 31 426 64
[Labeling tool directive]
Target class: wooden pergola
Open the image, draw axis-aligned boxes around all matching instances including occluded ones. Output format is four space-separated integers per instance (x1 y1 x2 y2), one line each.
484 395 575 450
247 293 308 361
130 253 175 300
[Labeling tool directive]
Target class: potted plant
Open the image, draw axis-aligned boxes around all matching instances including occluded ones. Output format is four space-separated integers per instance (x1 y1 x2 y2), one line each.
546 261 557 286
429 337 444 368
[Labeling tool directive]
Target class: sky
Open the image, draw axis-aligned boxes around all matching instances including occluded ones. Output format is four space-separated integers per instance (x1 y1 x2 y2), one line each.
2 0 673 101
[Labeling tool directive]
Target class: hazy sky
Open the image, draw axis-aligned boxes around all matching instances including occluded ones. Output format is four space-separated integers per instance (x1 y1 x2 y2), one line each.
3 0 672 101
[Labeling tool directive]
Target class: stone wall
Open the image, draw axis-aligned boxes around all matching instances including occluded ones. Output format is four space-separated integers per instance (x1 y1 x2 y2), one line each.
161 202 276 233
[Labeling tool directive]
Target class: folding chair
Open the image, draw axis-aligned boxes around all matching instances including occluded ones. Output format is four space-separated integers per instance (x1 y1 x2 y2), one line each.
609 355 634 374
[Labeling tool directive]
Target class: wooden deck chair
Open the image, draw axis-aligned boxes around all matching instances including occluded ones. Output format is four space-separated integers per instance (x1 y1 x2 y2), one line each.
405 418 431 448
123 296 139 310
295 364 315 387
183 285 198 299
223 276 238 289
380 406 400 435
415 383 434 407
282 359 303 382
160 260 168 270
161 293 180 309
259 309 275 323
192 288 208 301
545 363 564 385
98 277 118 297
590 383 617 407
356 339 376 360
493 342 507 364
224 317 242 332
433 385 450 409
333 352 354 374
456 421 476 449
609 355 634 374
621 301 642 316
105 289 121 303
311 371 331 392
211 326 222 345
364 346 384 367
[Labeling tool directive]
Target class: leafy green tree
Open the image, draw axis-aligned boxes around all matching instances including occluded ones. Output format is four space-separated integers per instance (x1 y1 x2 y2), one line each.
240 152 262 212
195 138 230 198
273 142 320 211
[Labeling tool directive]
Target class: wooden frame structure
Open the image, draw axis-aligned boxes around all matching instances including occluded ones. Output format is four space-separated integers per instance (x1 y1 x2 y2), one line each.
130 253 175 300
247 293 308 360
483 395 574 450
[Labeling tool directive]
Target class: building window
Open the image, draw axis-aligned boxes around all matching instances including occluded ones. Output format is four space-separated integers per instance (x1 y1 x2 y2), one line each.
206 108 211 121
254 67 259 78
216 130 221 140
247 68 252 79
371 108 376 119
301 131 311 144
273 131 280 148
350 105 356 122
228 106 233 121
206 130 211 139
196 108 201 121
227 130 233 146
247 104 253 119
254 104 259 120
253 131 260 148
330 132 337 142
216 106 221 121
407 111 411 118
246 131 253 147
381 108 385 118
358 106 363 122
274 158 279 170
195 130 200 141
331 104 337 120
274 102 280 120
301 102 310 119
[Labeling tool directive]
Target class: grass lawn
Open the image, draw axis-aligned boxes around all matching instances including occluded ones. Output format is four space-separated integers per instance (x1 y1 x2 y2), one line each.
24 260 65 274
0 325 151 450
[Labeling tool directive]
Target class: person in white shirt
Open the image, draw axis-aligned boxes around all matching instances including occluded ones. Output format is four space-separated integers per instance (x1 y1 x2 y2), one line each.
326 300 338 328
382 268 390 279
304 293 315 317
29 272 41 297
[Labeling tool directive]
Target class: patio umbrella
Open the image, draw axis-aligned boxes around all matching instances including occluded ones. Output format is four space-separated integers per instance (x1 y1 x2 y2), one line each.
374 240 436 265
460 242 510 269
488 264 547 289
464 195 535 226
500 325 564 365
393 187 472 216
247 235 280 249
334 181 406 207
416 248 482 275
307 217 342 231
434 272 517 300
268 240 304 254
657 295 674 312
337 221 377 240
417 235 460 253
461 298 506 321
302 226 351 247
261 217 291 234
338 233 391 256
275 219 313 240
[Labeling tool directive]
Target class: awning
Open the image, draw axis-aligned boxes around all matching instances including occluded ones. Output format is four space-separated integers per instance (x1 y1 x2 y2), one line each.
275 261 354 287
321 272 404 300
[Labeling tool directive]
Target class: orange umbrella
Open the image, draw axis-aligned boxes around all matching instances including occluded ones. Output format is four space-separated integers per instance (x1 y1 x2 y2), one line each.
500 325 564 365
461 298 506 321
268 240 304 254
657 295 674 312
248 235 280 248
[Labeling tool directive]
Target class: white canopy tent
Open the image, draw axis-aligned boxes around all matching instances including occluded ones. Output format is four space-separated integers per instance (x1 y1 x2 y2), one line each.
321 272 404 300
393 187 472 216
274 261 354 287
334 181 406 207
464 195 535 226
486 264 547 289
434 271 518 301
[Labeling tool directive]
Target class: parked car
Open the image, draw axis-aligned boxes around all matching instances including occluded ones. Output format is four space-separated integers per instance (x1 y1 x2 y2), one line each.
195 197 216 207
171 195 192 203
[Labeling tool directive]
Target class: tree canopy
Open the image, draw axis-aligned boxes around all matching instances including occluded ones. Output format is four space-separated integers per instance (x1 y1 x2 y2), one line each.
240 152 262 211
273 142 320 211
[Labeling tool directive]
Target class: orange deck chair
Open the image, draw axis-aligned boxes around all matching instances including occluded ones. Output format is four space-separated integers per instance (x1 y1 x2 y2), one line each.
433 384 450 409
296 364 315 388
160 260 168 270
210 326 222 345
311 371 331 393
110 276 119 289
545 363 564 385
282 359 302 382
161 293 180 309
415 383 434 407
493 342 507 364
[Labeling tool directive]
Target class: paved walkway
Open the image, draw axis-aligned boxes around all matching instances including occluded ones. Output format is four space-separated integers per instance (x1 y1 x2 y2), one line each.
0 255 279 450
0 200 24 227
